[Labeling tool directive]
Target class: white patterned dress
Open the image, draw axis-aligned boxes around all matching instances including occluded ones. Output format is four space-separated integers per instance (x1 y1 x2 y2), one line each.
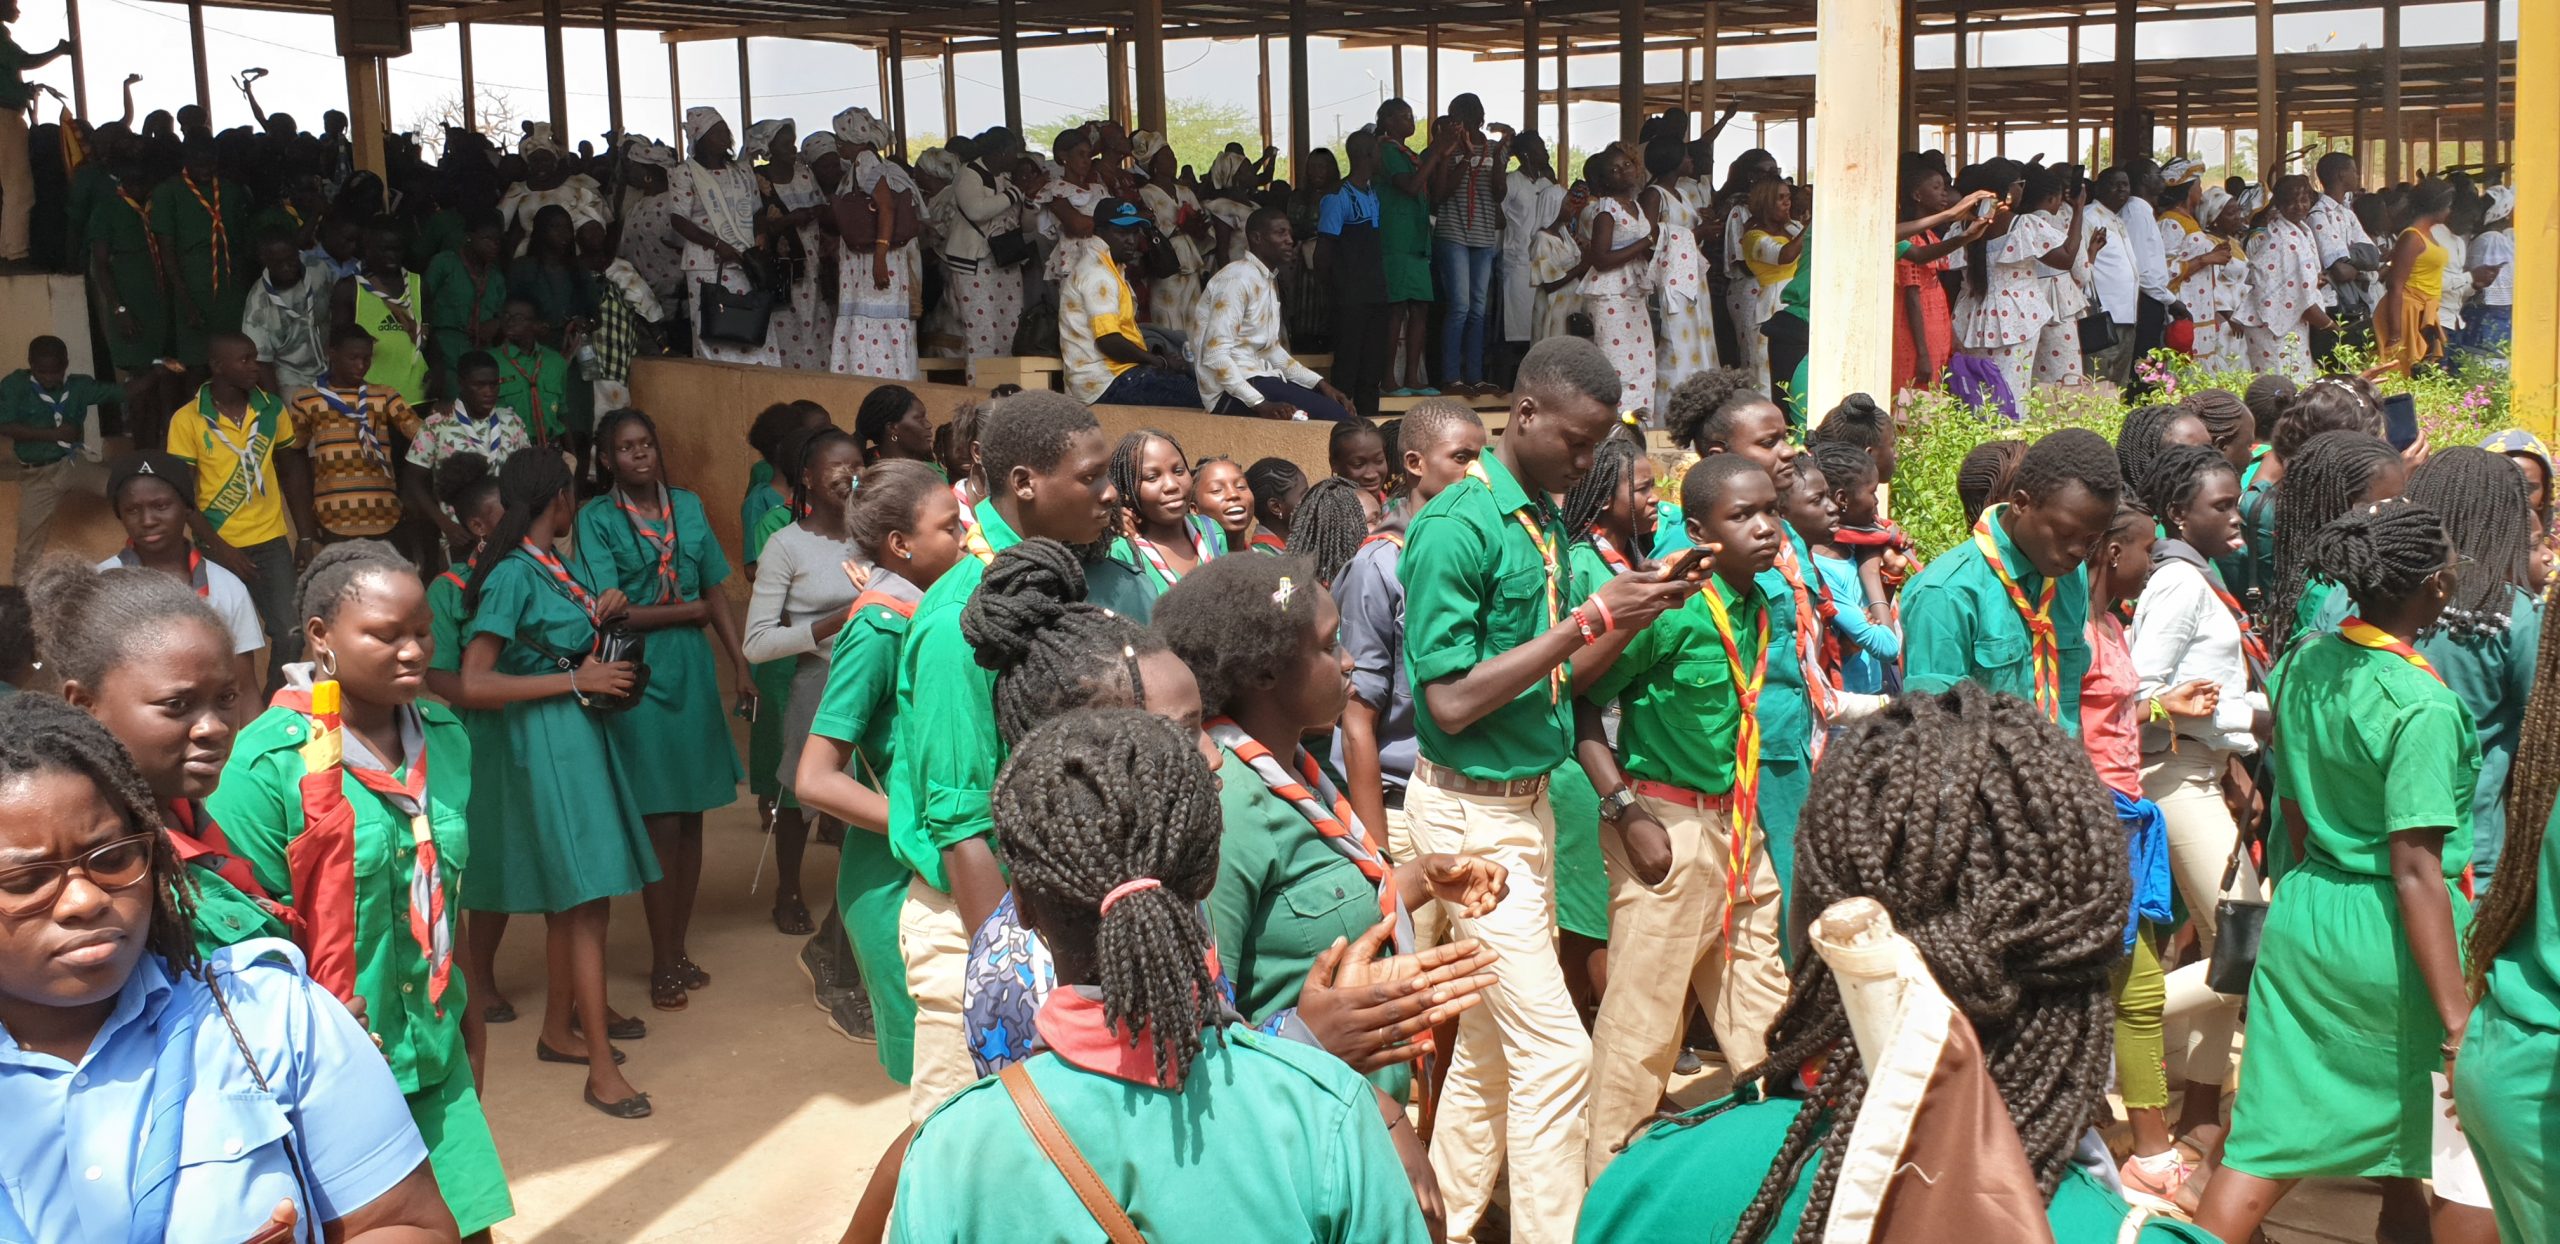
832 152 921 380
2245 216 2322 381
764 162 832 371
1578 196 1656 417
947 163 1026 360
2033 208 2091 385
1139 183 1208 334
2173 229 2254 373
1646 185 1718 417
1957 209 2060 403
675 158 779 367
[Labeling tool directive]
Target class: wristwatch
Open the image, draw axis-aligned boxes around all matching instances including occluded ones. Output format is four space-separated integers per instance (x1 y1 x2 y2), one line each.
1598 786 1640 822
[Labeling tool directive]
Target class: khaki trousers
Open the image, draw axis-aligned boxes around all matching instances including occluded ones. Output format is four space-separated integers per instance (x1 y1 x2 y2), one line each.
0 110 29 261
1584 791 1789 1175
1381 802 1450 948
2140 747 2246 1085
898 878 976 1123
14 458 101 582
1405 778 1589 1244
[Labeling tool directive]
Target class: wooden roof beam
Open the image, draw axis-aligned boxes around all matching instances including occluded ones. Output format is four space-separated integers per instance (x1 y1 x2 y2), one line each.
660 0 1130 44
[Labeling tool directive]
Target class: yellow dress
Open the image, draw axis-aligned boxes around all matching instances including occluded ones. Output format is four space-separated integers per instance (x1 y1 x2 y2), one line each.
2380 225 2446 374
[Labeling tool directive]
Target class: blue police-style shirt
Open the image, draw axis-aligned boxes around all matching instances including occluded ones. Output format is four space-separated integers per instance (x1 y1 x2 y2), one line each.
1330 535 1418 797
0 939 428 1244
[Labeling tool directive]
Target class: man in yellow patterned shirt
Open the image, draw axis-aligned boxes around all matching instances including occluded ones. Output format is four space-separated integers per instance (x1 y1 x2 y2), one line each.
1057 198 1201 409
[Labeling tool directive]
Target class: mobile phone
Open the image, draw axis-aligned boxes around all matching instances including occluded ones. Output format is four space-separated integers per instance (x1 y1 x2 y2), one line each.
241 1217 296 1244
1662 546 1713 581
1974 196 1997 220
2381 393 2420 453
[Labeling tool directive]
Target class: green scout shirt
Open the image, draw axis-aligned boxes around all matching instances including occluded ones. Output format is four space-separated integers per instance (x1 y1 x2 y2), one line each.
1755 525 1816 762
811 594 909 784
1579 1096 2220 1244
207 700 474 1094
575 485 727 605
741 467 784 556
494 342 571 438
181 808 293 959
886 499 1019 890
892 1025 1430 1244
0 370 115 466
2217 452 2278 609
1082 548 1158 623
745 496 794 566
1901 507 2093 735
427 570 469 673
1209 750 1393 1025
2416 589 2540 878
1398 453 1573 780
1587 576 1767 795
423 251 507 378
2268 634 2478 878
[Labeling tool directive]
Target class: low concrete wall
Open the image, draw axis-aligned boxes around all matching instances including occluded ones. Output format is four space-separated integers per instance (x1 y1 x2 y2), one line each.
628 356 1337 586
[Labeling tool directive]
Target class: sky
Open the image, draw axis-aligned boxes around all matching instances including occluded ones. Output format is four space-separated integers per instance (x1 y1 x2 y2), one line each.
7 0 2517 179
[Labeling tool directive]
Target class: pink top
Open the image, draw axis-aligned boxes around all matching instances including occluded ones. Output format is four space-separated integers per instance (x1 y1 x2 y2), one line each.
2080 613 2144 798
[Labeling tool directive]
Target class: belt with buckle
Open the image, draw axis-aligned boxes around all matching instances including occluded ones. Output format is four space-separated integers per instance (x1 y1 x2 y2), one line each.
1630 779 1733 812
1414 757 1550 799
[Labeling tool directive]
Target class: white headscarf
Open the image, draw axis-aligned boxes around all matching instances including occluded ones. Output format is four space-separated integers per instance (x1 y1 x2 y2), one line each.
1131 131 1168 165
1207 149 1248 190
2486 186 2515 223
624 139 677 169
801 131 838 163
916 147 963 184
855 149 918 197
2199 186 2232 230
683 106 727 150
835 106 891 152
520 122 562 158
742 119 790 160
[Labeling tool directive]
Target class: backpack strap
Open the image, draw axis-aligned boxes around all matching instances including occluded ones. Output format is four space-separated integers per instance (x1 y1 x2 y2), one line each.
999 1061 1146 1244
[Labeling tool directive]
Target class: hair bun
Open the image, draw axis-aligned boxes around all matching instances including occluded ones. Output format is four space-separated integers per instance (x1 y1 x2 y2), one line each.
963 537 1088 674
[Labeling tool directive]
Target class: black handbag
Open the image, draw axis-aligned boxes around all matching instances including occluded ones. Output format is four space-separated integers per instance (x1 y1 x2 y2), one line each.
530 627 651 714
2078 310 2118 355
696 260 777 348
2205 827 2268 996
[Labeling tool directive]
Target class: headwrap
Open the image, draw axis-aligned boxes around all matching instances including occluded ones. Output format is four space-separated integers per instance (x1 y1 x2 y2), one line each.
2159 156 2200 187
916 146 963 184
801 131 838 163
2199 186 2231 229
2486 186 2515 222
742 119 789 160
1208 149 1249 190
854 148 918 197
683 106 727 149
624 138 678 169
1131 130 1169 165
520 122 562 158
835 105 891 152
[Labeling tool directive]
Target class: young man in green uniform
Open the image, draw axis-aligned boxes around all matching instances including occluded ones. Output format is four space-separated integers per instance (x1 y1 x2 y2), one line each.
887 390 1118 1122
0 335 121 578
423 211 508 394
149 137 248 369
1397 336 1693 1243
1575 454 1794 1177
1901 426 2123 734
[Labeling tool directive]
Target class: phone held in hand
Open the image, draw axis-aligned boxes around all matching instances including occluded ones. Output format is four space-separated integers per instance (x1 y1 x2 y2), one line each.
2382 393 2420 453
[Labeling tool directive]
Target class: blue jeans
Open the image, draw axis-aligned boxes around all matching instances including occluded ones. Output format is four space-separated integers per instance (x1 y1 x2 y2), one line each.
1211 376 1359 425
1095 365 1205 409
1433 240 1497 383
2465 304 2511 356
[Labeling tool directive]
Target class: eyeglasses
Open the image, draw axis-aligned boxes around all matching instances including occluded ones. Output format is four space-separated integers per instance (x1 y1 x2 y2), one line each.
0 833 158 917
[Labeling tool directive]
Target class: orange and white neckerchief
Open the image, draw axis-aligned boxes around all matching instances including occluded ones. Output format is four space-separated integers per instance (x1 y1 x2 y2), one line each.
183 172 229 290
1590 533 1634 574
2338 617 2444 684
341 723 451 1011
1205 717 1413 950
1973 505 2063 722
520 541 600 624
1698 579 1770 955
613 483 682 604
1130 516 1214 590
1468 460 1564 702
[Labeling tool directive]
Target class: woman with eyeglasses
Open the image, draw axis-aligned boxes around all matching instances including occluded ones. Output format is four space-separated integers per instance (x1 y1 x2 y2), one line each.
0 693 459 1243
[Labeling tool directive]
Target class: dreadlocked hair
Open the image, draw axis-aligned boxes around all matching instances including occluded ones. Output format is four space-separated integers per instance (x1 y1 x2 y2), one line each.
2304 497 2452 619
778 424 860 517
2143 443 2239 545
2406 447 2535 639
960 537 1166 747
992 707 1225 1087
464 447 576 617
2114 404 2194 504
1560 429 1646 544
2183 387 2253 451
1105 428 1192 549
1244 457 1307 534
2272 377 2383 460
2243 374 2298 444
1727 684 2127 1244
1957 440 2029 526
2268 432 2400 653
1665 368 1768 456
2475 554 2560 990
25 555 231 694
1287 479 1370 589
1156 553 1321 718
845 459 949 565
0 693 203 980
296 540 415 630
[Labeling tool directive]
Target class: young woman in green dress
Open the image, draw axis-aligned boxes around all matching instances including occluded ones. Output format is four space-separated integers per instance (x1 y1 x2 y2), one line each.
423 452 519 1029
209 541 515 1239
1099 429 1223 617
453 447 659 1119
577 409 751 1013
2197 499 2479 1242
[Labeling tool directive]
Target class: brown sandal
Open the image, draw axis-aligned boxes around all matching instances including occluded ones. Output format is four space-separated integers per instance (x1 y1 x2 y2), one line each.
649 968 689 1012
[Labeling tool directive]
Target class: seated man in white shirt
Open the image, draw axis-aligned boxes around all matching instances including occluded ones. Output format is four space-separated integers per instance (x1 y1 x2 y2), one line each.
1193 208 1359 423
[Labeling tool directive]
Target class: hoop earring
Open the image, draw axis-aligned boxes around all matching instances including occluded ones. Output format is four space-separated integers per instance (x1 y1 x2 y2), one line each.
314 646 339 680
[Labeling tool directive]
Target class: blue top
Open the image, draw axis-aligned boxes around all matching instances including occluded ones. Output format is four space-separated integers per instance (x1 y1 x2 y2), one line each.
1809 547 1900 695
1316 183 1380 236
1330 534 1416 796
0 939 427 1244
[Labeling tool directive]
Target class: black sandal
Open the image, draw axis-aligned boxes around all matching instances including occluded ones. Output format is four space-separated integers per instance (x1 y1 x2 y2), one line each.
482 1000 517 1025
650 968 690 1012
571 1014 648 1041
677 957 711 990
584 1087 653 1119
536 1039 625 1065
771 898 813 936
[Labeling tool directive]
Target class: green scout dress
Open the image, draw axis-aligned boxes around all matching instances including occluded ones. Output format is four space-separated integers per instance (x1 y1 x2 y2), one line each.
2455 781 2560 1243
744 502 798 804
208 693 515 1235
457 547 662 912
1375 142 1434 305
2225 632 2479 1180
429 567 514 911
810 574 927 1084
575 487 746 816
1551 540 1612 941
1579 1095 2220 1243
88 182 171 371
890 1023 1430 1244
148 173 250 367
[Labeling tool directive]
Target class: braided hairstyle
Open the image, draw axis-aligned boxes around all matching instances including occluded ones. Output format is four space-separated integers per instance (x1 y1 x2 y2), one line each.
2304 498 2452 619
2242 374 2298 447
2114 403 2199 504
1106 428 1191 547
295 539 415 630
775 423 859 519
1665 368 1768 456
846 459 950 565
992 707 1225 1087
1244 457 1308 538
2183 388 2253 459
463 447 576 616
2475 557 2560 989
1155 552 1320 718
2143 443 2240 546
2268 432 2401 653
2406 447 2536 639
1809 392 1894 483
24 555 230 694
1957 440 2029 526
853 384 923 464
960 537 1168 747
1808 440 1877 505
1560 428 1646 544
0 693 203 980
1727 684 2127 1243
1287 478 1370 589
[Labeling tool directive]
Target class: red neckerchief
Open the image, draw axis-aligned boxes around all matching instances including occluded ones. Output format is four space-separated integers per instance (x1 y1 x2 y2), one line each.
165 799 276 907
1247 530 1287 554
121 544 210 598
1590 533 1634 574
520 541 600 619
499 345 550 435
1773 537 1840 734
613 484 681 604
341 723 449 1008
1033 987 1203 1089
1831 521 1913 552
2207 570 2272 680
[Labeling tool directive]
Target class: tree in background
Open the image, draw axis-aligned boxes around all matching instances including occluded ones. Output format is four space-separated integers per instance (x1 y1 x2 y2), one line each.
405 87 523 160
1038 95 1300 180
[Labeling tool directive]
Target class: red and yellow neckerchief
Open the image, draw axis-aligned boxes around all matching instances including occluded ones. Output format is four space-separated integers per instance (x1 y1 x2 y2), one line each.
520 541 599 622
612 484 681 604
1468 460 1565 702
2338 617 2444 685
1698 579 1770 953
1973 505 2063 722
118 183 163 274
184 172 229 290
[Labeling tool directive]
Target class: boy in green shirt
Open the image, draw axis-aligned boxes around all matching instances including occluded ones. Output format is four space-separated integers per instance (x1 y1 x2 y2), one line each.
1396 336 1693 1242
1575 454 1794 1177
0 335 120 577
492 297 573 442
886 390 1118 1123
1901 426 2123 734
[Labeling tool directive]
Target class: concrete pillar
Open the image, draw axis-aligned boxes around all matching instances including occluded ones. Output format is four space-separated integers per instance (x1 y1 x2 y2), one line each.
543 0 567 135
1107 33 1130 128
1619 0 1643 145
1808 0 1901 420
1951 2 1969 165
64 0 86 119
2256 0 2278 180
343 56 387 175
2484 0 2503 170
942 46 958 138
1258 36 1273 150
999 0 1022 135
2067 19 2082 167
1521 2 1539 142
602 0 623 138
